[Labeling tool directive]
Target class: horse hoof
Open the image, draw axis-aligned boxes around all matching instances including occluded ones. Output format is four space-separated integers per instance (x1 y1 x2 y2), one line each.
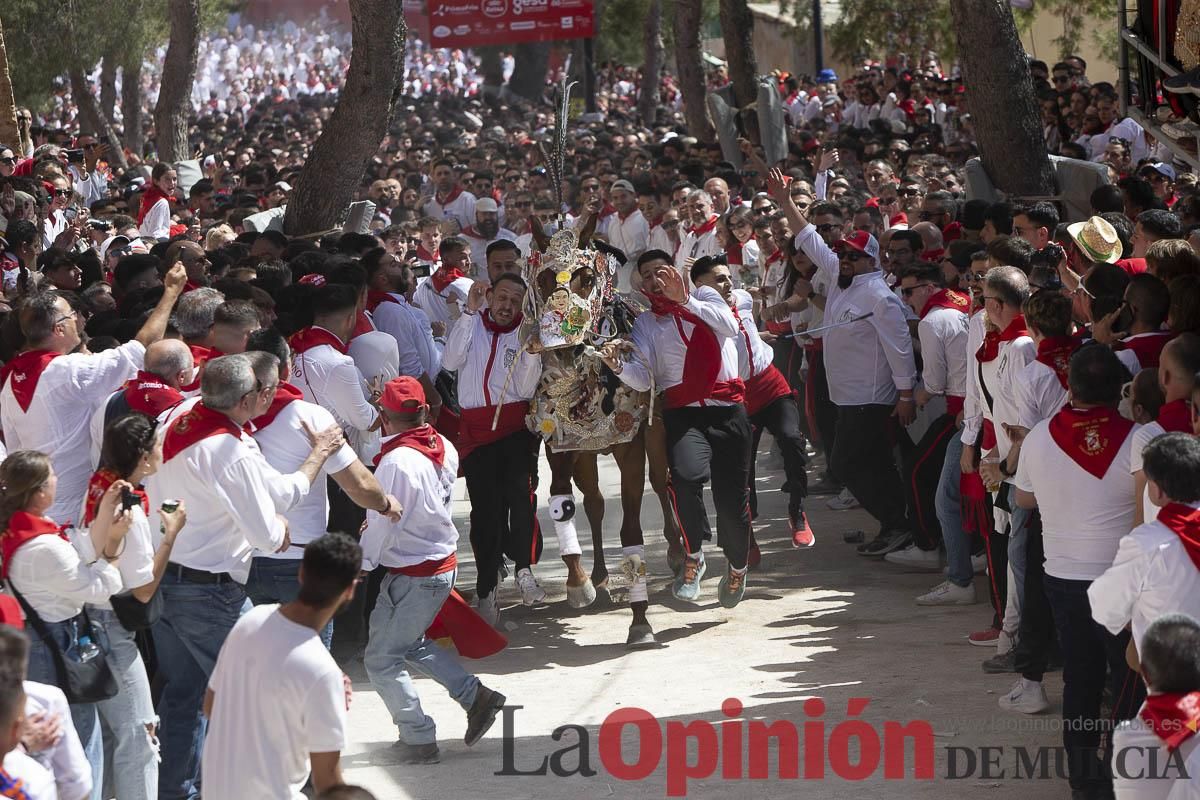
567 579 597 609
626 622 658 649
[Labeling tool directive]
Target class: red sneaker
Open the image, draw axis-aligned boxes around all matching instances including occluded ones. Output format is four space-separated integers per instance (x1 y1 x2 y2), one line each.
968 627 1001 647
791 513 815 548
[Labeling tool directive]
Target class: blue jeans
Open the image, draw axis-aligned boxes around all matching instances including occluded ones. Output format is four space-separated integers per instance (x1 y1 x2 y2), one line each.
936 433 973 587
92 608 157 800
25 614 105 800
364 570 480 745
151 574 246 800
1006 483 1033 614
245 556 333 648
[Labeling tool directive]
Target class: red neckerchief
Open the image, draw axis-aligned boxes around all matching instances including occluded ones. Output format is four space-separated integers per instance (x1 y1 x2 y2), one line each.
0 350 61 412
690 214 719 236
480 309 522 335
645 291 723 406
374 424 445 468
616 206 639 223
1158 399 1193 433
182 280 203 293
250 382 305 430
1 511 68 579
1047 405 1135 479
83 468 148 526
1035 336 1081 390
1117 331 1176 369
121 370 184 418
649 215 664 229
289 326 348 355
919 289 969 320
162 403 245 462
1141 692 1200 751
137 184 171 226
976 315 1028 363
351 311 374 340
434 184 464 207
429 266 465 293
1157 503 1200 571
726 240 744 266
181 344 221 393
764 250 784 266
366 290 401 313
415 244 437 261
599 203 617 218
942 221 963 243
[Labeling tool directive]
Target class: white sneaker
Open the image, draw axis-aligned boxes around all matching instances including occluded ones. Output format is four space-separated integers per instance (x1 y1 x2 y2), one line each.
826 488 860 511
915 580 977 606
885 544 943 570
971 553 988 574
516 568 547 606
998 678 1050 714
476 592 499 626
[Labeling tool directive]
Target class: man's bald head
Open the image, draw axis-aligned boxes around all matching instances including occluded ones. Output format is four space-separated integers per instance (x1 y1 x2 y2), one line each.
144 339 195 390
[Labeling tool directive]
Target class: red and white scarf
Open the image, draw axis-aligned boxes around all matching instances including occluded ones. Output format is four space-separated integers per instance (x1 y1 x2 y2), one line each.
1047 404 1135 480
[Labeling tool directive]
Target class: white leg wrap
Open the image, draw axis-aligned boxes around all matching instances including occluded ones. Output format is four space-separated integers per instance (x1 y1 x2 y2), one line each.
550 494 582 556
621 546 648 604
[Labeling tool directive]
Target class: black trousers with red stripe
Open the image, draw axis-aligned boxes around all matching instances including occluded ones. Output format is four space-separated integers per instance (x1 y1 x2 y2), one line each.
463 429 543 598
664 405 753 570
749 394 808 519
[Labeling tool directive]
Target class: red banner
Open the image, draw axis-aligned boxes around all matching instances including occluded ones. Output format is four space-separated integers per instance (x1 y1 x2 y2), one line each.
425 0 595 48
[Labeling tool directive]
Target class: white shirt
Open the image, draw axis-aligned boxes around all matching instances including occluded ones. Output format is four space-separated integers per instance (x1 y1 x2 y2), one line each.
1013 358 1069 429
674 221 722 273
68 164 108 210
139 197 172 240
961 309 988 445
423 188 477 232
70 504 155 611
607 210 651 292
731 289 773 378
413 275 474 333
1014 414 1140 580
461 227 517 270
252 400 357 559
1089 508 1200 650
441 312 541 410
916 305 969 400
1 341 145 524
20 680 89 800
1132 422 1167 523
794 224 916 406
290 330 377 434
372 296 440 378
648 222 674 259
973 334 1037 466
146 417 307 581
1112 711 1200 800
361 433 459 571
618 285 742 406
7 532 121 623
203 605 347 800
41 211 67 251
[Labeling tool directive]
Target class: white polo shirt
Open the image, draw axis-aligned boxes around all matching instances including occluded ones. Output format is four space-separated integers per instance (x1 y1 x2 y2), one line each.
360 433 460 571
252 399 358 560
1014 415 1140 581
1 340 145 525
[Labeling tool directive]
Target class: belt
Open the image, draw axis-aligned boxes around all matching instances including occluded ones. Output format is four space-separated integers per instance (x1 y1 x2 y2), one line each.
166 562 235 584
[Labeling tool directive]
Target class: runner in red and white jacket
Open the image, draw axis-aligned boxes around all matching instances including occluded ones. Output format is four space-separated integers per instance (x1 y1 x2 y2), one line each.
601 250 753 609
691 257 815 549
441 274 543 621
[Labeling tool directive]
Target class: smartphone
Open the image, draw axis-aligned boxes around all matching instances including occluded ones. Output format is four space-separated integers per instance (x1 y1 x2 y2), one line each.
120 487 140 511
63 208 77 222
65 149 85 164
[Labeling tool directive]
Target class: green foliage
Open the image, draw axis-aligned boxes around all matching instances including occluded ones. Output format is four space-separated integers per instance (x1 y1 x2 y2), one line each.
823 0 957 63
595 0 720 67
1012 0 1116 61
3 0 235 110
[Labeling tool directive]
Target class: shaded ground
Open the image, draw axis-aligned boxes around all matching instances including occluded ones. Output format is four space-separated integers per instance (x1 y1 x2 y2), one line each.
337 437 1066 799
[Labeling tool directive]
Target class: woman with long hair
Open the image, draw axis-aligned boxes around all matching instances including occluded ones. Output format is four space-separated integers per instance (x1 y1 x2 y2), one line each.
85 414 186 800
722 206 760 288
0 450 131 796
1 218 40 296
137 163 177 241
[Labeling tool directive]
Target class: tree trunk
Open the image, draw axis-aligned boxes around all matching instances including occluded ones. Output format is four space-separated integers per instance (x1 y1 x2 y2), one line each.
99 58 117 123
68 65 128 170
476 46 505 99
506 42 550 103
153 0 200 163
0 16 20 154
283 0 407 236
121 56 144 158
719 0 757 111
638 0 664 128
673 0 716 142
949 0 1054 196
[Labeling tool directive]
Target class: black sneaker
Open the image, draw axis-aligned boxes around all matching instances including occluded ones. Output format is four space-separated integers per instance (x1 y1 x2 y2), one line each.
1164 67 1200 96
464 685 506 746
396 741 440 764
982 649 1017 674
857 530 912 556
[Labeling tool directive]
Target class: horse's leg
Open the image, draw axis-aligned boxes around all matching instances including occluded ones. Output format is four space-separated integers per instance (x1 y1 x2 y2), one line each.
571 452 608 587
644 405 685 573
547 448 595 608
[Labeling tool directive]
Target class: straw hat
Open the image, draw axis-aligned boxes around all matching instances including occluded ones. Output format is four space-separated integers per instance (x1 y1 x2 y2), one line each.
1066 215 1122 264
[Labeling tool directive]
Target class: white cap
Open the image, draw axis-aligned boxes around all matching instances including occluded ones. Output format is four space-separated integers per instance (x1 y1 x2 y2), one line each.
476 197 499 214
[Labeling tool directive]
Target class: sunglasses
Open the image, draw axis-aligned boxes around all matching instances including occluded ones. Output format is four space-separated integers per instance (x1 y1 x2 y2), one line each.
901 283 933 297
840 250 871 262
898 187 923 197
53 188 72 197
815 223 840 233
0 156 14 165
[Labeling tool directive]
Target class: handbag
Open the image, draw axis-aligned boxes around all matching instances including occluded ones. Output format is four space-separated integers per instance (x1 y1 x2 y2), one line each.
109 588 162 632
8 586 118 704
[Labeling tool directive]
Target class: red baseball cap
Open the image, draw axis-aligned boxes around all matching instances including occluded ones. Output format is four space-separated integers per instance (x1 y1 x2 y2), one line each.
380 376 426 413
835 230 880 262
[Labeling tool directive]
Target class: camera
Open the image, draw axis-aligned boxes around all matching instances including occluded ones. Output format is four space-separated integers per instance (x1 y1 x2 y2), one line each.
65 149 85 164
120 487 140 512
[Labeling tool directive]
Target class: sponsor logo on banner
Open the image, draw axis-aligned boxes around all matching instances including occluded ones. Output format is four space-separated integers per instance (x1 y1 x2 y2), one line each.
483 0 506 16
513 0 549 13
510 20 536 29
433 24 452 36
454 24 471 33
